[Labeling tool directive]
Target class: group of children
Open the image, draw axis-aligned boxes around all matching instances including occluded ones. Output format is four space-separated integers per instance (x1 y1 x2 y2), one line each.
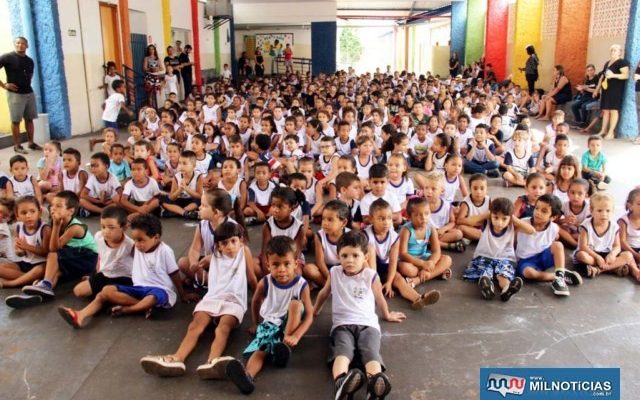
1 67 639 399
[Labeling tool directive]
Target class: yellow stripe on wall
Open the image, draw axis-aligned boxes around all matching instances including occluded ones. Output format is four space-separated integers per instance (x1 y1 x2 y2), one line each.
162 0 171 50
511 0 543 87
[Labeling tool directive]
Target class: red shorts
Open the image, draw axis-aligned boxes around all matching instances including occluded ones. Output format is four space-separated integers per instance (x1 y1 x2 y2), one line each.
256 204 270 215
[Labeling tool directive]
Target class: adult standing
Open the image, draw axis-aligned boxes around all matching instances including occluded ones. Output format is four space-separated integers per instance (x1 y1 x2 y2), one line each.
633 61 640 145
179 45 194 100
594 44 629 140
163 46 181 74
570 64 599 128
519 45 539 95
0 37 42 154
449 52 460 78
255 48 264 78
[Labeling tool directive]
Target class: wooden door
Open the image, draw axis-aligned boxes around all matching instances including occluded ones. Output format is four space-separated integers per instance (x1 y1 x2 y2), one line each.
99 2 122 70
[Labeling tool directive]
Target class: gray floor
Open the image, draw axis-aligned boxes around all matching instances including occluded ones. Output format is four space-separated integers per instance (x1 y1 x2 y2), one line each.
1 125 640 399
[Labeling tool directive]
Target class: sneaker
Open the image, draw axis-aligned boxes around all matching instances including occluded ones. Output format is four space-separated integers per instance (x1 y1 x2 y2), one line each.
13 145 28 154
552 276 570 296
5 294 42 309
596 181 608 191
272 342 291 368
140 355 186 377
226 359 255 395
461 238 472 246
564 270 583 286
196 356 234 380
366 372 392 400
78 208 91 218
335 369 365 400
479 276 495 300
487 169 500 178
22 280 55 298
501 277 523 302
28 142 43 151
245 216 257 225
184 210 199 220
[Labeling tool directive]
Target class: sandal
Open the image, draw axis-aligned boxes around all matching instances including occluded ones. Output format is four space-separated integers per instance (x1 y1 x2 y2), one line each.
58 307 82 329
616 264 630 277
441 268 452 280
111 305 126 317
405 276 416 289
367 372 392 399
586 265 601 279
452 241 466 253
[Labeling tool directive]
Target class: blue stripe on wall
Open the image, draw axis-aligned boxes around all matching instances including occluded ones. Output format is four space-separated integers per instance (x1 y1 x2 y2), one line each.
451 0 467 64
311 21 336 75
619 0 639 138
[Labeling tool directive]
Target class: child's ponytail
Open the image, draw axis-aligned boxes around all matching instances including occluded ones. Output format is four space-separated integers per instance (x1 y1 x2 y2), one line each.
436 133 454 155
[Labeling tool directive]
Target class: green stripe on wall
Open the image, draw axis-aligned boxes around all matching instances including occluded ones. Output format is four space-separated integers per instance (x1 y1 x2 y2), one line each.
465 0 487 64
214 24 221 74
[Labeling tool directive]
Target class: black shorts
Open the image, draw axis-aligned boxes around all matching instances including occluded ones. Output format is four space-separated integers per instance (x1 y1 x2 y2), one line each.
88 271 133 294
17 260 45 273
58 247 98 281
160 195 200 208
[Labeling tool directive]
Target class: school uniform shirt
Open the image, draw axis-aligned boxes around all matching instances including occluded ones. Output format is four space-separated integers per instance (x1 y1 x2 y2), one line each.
360 191 401 216
123 177 161 202
356 155 375 181
266 216 304 239
552 186 569 204
164 74 178 95
543 151 565 175
579 218 618 253
248 180 276 206
466 142 496 163
474 221 516 261
131 242 179 307
387 177 415 205
94 231 134 278
260 275 308 325
282 148 305 159
62 170 85 193
429 199 453 229
618 214 640 249
562 200 590 226
335 137 356 156
408 135 431 158
504 149 534 176
195 153 214 175
104 74 122 97
9 175 36 198
319 154 339 177
317 228 350 267
15 221 47 265
442 175 460 203
273 117 286 134
364 225 399 265
102 92 125 122
174 172 201 199
302 177 318 206
85 172 121 199
202 104 220 124
432 152 448 171
329 266 380 333
461 195 490 218
516 217 559 259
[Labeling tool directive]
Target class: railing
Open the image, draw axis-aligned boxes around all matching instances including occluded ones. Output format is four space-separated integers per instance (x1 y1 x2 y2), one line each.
123 65 146 113
271 56 312 76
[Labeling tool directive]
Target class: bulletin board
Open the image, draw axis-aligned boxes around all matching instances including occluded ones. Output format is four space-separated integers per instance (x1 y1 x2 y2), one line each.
255 33 294 57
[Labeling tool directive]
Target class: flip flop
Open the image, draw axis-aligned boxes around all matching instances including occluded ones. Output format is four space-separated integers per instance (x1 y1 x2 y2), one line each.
616 264 630 277
441 268 452 280
58 307 82 329
421 290 440 307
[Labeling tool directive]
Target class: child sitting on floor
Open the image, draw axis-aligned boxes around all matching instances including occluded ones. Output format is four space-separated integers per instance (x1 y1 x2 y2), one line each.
80 152 123 215
457 174 491 242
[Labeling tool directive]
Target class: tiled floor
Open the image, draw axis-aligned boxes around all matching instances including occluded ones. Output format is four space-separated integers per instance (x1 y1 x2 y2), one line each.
1 123 639 399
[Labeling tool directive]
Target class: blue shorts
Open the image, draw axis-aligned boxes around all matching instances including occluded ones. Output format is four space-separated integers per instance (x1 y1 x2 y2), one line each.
115 285 170 308
464 256 515 281
517 247 555 276
103 120 118 129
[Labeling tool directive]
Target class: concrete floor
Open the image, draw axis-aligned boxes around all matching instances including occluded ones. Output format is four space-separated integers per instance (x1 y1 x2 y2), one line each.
1 125 640 399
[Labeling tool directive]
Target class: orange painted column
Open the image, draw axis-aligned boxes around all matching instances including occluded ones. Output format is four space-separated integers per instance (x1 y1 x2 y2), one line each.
119 0 132 67
190 0 202 86
555 0 591 89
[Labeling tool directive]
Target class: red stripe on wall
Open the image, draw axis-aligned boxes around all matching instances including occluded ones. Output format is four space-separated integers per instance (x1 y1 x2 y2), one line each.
485 0 509 81
190 0 202 86
555 0 591 91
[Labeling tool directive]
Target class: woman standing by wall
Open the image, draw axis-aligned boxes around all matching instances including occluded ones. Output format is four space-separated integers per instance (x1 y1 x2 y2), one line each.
449 52 460 78
594 44 629 140
519 45 539 95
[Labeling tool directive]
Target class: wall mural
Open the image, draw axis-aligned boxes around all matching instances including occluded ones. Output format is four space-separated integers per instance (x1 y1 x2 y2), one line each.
255 33 294 57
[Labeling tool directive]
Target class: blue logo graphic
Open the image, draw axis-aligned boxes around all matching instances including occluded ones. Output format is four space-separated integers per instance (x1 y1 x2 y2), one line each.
480 368 620 399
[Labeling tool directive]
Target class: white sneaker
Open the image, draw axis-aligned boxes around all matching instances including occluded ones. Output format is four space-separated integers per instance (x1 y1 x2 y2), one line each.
197 356 234 380
140 355 186 377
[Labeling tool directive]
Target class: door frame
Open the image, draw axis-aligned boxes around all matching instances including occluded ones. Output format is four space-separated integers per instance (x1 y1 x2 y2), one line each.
99 2 123 71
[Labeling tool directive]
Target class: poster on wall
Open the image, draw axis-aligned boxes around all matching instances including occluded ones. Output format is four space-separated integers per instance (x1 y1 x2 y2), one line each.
255 33 294 57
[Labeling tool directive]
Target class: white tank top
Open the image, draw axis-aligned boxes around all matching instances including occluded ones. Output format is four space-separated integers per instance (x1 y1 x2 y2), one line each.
184 133 194 151
202 248 248 312
319 154 338 176
552 186 569 204
249 180 276 206
335 137 353 156
9 175 35 197
309 134 322 155
364 225 399 264
175 172 201 198
16 221 47 264
164 160 180 179
62 170 83 193
474 221 516 261
198 217 237 256
195 153 212 175
442 175 460 203
356 154 374 180
267 216 303 239
432 152 448 171
562 200 590 225
145 117 160 132
330 266 380 333
461 195 490 218
579 218 618 253
260 275 308 325
303 177 318 205
516 217 559 259
218 177 243 205
430 199 452 229
317 228 350 267
619 214 640 249
387 177 414 206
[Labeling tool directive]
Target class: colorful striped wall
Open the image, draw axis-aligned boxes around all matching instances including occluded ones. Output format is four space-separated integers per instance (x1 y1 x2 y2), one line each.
450 1 466 65
510 0 542 87
555 0 591 94
485 0 509 80
464 0 486 64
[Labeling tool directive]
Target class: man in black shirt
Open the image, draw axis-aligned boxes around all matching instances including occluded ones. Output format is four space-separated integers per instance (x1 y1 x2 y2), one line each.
0 37 42 153
178 45 194 100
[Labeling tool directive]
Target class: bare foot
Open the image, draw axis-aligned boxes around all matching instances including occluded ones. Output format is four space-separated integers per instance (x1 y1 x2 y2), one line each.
602 133 615 140
580 127 591 134
538 117 550 122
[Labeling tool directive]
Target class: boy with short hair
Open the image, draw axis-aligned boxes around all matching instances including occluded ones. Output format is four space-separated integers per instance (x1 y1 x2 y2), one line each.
80 152 123 215
314 230 405 399
102 79 133 129
6 155 43 205
538 133 570 181
109 143 131 183
60 147 89 197
335 171 362 230
360 164 401 225
57 213 195 328
244 162 276 223
161 150 203 219
120 158 161 218
581 135 611 191
464 123 500 177
7 191 98 308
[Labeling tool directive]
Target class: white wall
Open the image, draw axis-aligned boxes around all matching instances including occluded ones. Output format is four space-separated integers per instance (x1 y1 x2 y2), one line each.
233 1 336 24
